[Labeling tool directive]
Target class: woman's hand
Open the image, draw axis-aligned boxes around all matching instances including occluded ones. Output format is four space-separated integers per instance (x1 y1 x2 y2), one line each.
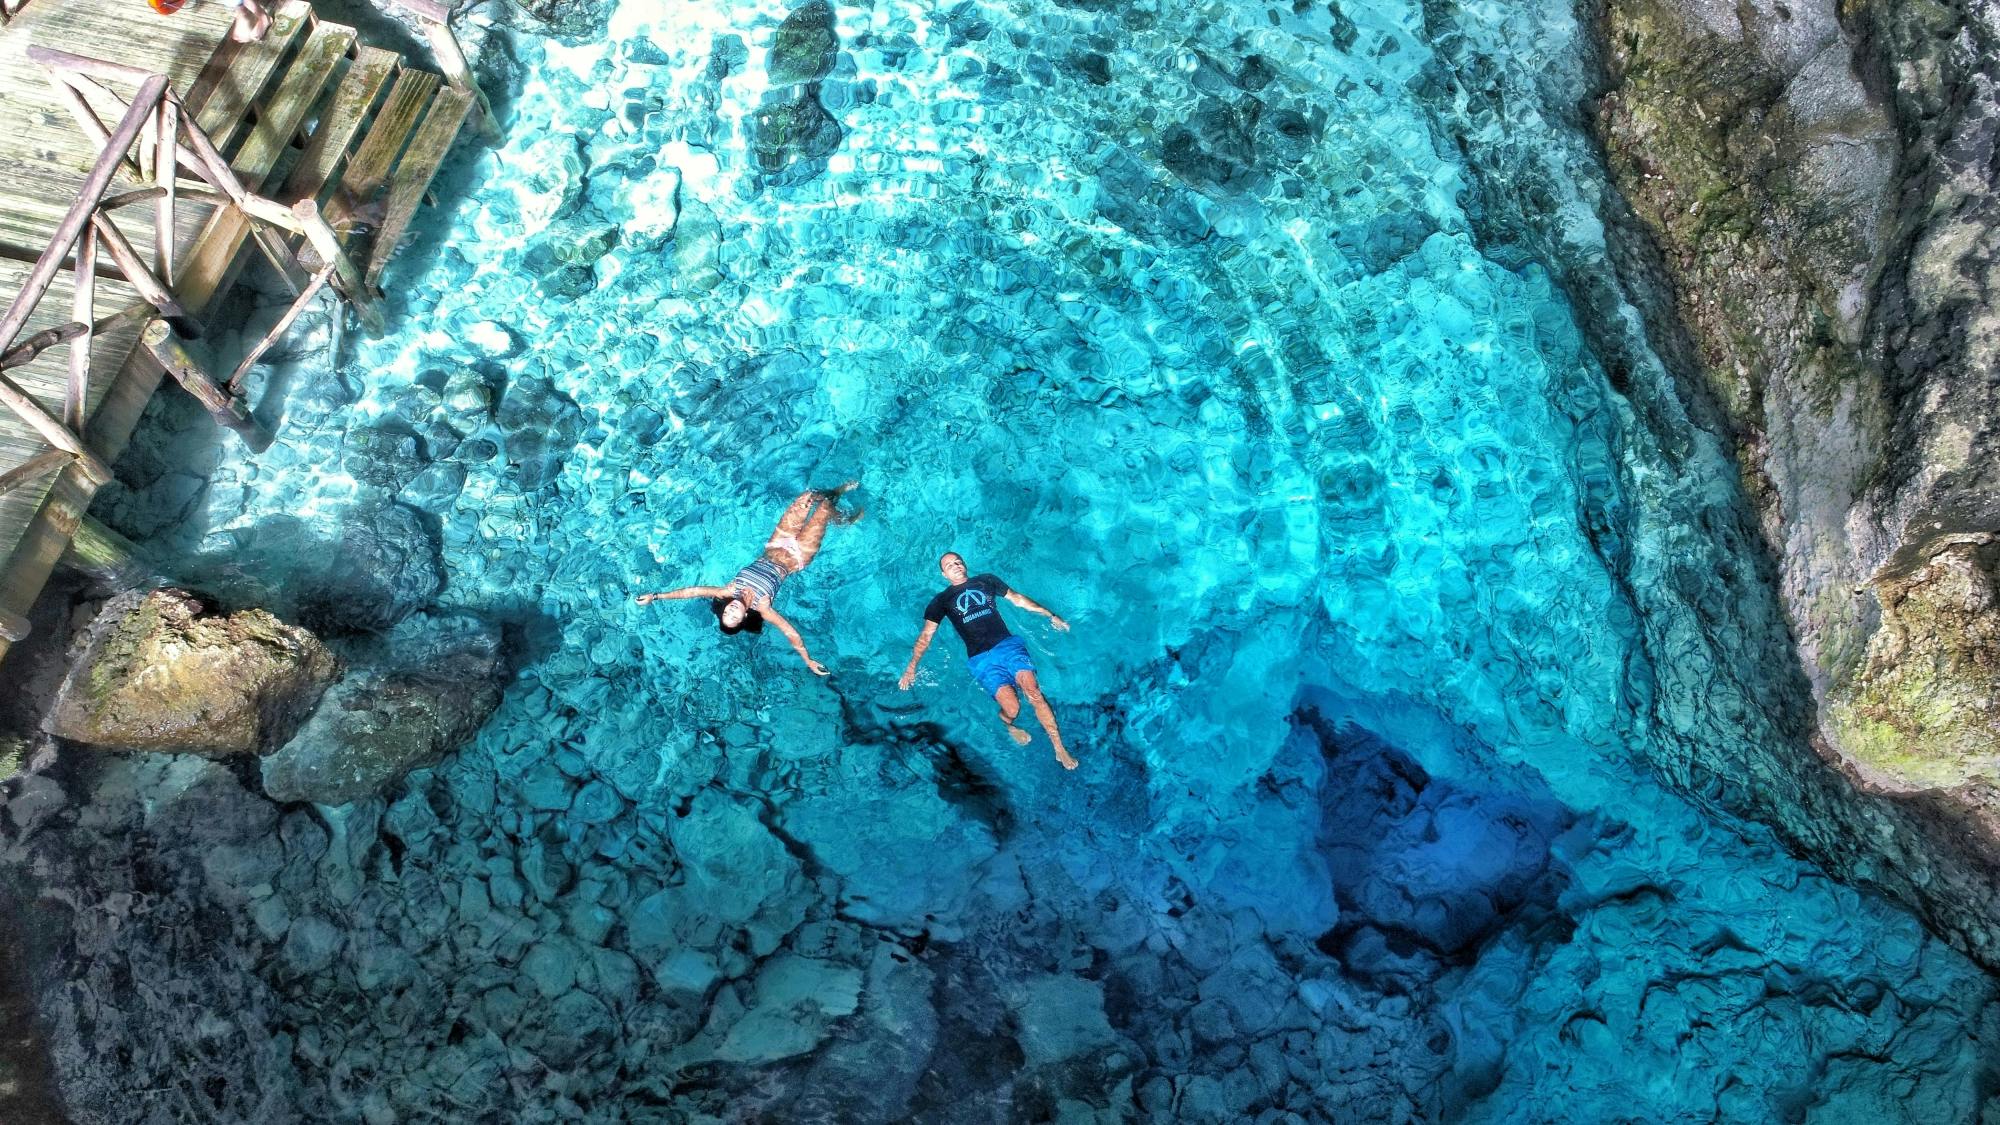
807 659 829 676
635 592 658 605
1050 615 1070 632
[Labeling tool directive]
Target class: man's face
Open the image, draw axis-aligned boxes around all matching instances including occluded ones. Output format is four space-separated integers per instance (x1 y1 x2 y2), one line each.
940 553 968 584
721 599 748 627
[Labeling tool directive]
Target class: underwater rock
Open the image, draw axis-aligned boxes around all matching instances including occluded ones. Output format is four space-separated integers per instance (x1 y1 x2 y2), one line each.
495 373 586 491
261 613 505 805
1162 98 1267 197
303 503 444 633
506 0 611 42
752 84 845 186
769 0 837 85
1593 0 2000 953
43 590 339 756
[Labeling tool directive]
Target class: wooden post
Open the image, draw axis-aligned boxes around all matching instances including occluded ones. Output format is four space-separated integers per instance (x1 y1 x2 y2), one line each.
64 513 153 592
141 319 273 452
292 198 383 333
66 228 95 431
154 96 178 285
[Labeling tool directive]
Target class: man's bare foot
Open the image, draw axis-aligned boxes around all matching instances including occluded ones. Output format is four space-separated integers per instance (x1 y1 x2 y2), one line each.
1055 747 1078 770
230 1 271 41
1005 723 1032 746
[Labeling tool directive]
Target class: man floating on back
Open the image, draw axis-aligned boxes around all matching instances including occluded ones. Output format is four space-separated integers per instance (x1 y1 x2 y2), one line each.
898 552 1078 770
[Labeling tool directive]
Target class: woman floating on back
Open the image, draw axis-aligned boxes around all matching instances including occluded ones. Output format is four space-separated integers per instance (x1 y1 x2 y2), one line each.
634 483 859 675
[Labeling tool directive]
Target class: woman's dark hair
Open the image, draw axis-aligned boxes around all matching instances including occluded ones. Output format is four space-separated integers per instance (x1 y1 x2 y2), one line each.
711 597 764 635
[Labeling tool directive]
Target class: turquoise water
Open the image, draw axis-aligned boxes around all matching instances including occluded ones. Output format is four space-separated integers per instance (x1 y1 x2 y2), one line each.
69 0 2000 1119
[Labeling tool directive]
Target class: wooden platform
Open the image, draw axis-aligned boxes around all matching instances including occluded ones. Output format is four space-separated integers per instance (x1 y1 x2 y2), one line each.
0 0 478 666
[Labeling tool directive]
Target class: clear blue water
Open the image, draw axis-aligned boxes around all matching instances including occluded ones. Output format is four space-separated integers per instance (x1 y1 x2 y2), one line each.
78 0 2000 1119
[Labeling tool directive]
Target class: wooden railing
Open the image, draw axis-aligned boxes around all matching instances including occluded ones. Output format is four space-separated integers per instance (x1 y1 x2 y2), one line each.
0 48 384 473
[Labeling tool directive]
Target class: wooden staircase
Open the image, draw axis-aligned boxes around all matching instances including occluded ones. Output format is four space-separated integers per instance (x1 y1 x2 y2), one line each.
0 0 488 660
172 0 478 321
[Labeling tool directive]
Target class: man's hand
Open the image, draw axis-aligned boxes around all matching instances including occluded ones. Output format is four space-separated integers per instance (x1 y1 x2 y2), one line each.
898 667 916 691
807 659 829 677
1050 615 1070 632
634 593 657 605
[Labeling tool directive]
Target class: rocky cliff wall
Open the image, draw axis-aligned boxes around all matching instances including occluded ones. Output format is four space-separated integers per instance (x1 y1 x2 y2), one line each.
1592 0 2000 873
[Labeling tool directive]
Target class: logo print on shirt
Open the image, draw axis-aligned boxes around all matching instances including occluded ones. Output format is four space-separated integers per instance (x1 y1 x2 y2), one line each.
955 587 994 624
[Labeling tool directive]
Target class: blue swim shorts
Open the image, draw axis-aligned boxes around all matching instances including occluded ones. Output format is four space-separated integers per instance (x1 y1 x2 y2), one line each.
966 636 1035 697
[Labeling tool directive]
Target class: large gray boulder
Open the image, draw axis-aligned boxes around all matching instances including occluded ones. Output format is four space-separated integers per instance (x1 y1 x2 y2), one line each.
43 589 339 756
261 613 506 805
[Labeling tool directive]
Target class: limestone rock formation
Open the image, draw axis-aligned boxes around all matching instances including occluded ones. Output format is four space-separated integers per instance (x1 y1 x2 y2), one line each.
1594 0 2000 869
261 612 507 805
43 589 339 755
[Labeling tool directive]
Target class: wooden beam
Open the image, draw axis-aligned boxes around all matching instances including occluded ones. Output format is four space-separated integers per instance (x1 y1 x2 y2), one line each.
420 20 499 142
282 46 399 203
140 319 272 451
293 199 381 332
63 512 152 592
92 214 199 335
228 266 331 393
0 451 70 501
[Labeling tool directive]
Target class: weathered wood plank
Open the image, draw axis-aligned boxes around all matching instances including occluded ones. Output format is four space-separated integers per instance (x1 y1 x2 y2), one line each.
282 45 397 203
326 68 438 239
233 21 355 186
365 85 468 284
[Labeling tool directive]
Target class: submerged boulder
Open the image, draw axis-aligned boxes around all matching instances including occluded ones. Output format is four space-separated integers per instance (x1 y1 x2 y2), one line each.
44 589 338 756
769 0 837 85
262 613 506 805
752 85 844 185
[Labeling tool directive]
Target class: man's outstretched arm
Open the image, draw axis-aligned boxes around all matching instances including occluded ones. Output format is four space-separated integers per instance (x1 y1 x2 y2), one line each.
1003 588 1069 631
899 621 940 689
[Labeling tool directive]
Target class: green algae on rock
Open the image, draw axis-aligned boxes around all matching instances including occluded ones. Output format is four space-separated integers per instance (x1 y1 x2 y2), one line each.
43 590 339 756
1832 539 2000 791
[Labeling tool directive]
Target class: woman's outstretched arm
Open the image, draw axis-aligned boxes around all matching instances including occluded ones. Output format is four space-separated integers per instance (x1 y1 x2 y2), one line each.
635 585 730 605
759 606 828 676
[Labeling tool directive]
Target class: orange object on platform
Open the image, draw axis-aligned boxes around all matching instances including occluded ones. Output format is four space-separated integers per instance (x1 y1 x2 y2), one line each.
147 0 186 13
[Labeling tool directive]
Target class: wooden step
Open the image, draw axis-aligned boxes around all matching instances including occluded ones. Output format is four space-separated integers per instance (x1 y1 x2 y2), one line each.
324 68 438 241
364 84 470 284
281 45 398 204
183 0 312 150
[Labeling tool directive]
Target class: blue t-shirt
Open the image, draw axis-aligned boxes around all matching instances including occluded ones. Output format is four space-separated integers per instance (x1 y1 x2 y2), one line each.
924 573 1013 657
